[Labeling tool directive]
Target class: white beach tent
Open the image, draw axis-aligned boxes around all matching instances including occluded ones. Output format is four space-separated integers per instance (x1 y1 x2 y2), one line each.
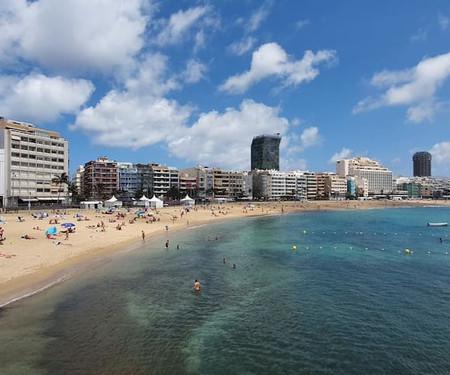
137 195 151 207
149 195 164 209
180 194 195 206
105 195 122 207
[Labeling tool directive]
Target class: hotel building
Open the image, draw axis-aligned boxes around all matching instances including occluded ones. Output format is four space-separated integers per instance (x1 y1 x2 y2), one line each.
336 157 393 195
0 117 69 207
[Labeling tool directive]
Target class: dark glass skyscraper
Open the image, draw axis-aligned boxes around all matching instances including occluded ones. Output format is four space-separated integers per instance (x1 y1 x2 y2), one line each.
251 134 281 170
413 151 432 177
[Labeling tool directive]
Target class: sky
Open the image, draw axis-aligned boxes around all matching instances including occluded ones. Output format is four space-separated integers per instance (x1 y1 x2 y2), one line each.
1 0 450 178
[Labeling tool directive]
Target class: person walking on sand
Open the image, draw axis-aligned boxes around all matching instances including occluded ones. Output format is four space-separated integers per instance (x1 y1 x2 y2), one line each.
142 230 145 241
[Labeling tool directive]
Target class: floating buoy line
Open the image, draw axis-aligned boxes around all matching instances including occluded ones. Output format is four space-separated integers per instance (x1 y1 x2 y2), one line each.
288 229 450 256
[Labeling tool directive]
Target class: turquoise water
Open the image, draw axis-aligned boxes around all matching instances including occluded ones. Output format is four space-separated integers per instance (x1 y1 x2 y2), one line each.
1 207 450 374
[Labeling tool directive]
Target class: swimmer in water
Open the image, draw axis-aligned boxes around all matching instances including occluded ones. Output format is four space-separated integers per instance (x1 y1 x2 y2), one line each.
193 279 201 292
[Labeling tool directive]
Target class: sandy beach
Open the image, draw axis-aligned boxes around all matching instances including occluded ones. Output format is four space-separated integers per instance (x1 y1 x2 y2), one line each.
0 199 447 307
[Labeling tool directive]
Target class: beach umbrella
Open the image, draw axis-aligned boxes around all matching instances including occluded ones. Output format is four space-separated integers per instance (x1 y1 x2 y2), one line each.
135 210 146 215
61 223 76 228
45 226 57 235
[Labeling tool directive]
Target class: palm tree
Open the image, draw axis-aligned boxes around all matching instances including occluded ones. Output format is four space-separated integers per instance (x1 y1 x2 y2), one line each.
67 182 79 204
93 183 106 200
52 173 69 204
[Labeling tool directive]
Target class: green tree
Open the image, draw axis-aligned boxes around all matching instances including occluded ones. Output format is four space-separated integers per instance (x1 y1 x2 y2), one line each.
93 183 106 200
52 173 69 204
165 186 182 200
67 182 80 204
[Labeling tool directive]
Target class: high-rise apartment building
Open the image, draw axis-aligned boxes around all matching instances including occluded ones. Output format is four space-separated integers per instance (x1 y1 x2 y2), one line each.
413 151 431 177
251 134 281 170
0 117 69 207
83 157 119 199
150 164 179 197
73 165 84 196
118 162 139 197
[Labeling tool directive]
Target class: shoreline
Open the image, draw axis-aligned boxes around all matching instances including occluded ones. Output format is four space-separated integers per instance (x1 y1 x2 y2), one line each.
0 200 448 307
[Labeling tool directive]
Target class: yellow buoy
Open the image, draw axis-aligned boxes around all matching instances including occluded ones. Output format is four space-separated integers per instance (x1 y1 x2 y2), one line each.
404 249 410 254
302 230 307 235
292 245 297 250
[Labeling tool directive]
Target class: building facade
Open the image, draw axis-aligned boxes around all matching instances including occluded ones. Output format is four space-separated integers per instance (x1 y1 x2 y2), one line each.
0 117 69 207
178 172 197 196
118 162 139 197
336 157 393 195
251 170 313 200
150 164 179 197
83 157 119 200
413 151 432 177
250 134 281 170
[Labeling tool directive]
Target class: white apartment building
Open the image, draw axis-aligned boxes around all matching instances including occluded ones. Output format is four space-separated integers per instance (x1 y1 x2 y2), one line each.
0 117 69 207
251 170 314 200
324 174 347 199
150 164 179 197
336 157 393 195
73 165 84 196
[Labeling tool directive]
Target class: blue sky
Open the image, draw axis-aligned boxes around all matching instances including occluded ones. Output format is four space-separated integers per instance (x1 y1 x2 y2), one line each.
1 0 450 177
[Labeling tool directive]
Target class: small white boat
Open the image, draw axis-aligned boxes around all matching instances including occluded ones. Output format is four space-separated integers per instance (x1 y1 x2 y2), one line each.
427 222 448 227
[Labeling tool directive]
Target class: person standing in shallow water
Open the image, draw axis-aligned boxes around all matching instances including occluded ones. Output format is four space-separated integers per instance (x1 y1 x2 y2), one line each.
193 279 201 291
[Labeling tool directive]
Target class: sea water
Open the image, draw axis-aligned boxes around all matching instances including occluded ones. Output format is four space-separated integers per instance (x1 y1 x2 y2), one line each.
0 207 449 375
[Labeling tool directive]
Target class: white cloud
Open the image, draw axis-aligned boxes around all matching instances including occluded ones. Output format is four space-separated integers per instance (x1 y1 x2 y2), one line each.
410 27 428 42
406 102 435 123
0 73 94 123
295 19 310 29
430 142 450 164
167 99 289 170
124 53 181 96
155 5 212 47
369 69 414 87
438 13 449 30
182 59 208 83
0 0 148 75
300 127 321 148
283 126 321 162
246 3 271 33
220 43 337 94
228 37 257 56
281 157 307 171
71 92 289 170
353 51 450 122
71 91 192 149
291 117 303 127
329 148 353 164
